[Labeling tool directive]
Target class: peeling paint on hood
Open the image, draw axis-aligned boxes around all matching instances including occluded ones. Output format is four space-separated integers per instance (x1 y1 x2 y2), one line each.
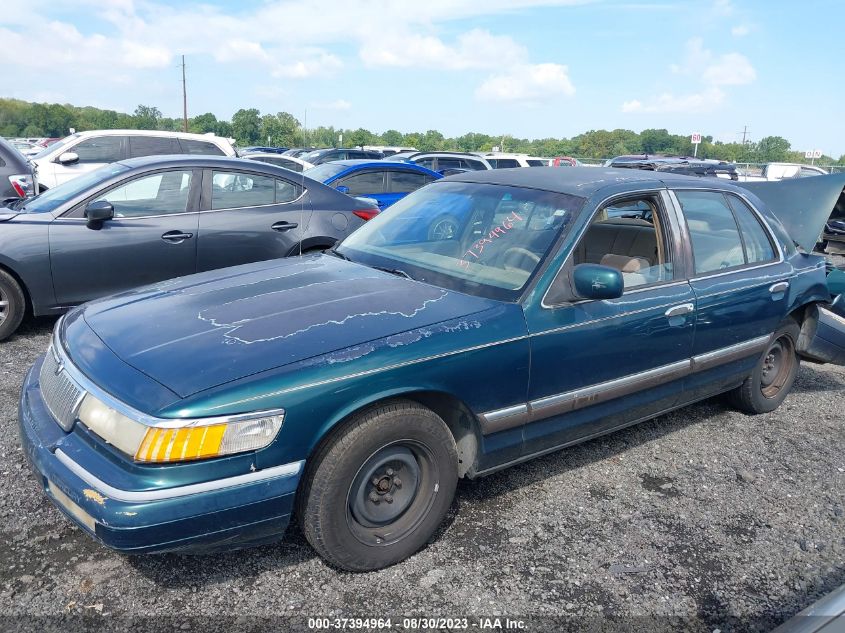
81 256 499 397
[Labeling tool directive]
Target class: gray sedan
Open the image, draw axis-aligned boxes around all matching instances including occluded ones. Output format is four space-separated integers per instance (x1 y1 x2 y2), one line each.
0 155 380 340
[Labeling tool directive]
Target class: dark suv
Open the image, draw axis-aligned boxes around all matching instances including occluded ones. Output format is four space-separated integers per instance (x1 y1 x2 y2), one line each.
606 155 739 180
300 148 383 165
0 137 37 204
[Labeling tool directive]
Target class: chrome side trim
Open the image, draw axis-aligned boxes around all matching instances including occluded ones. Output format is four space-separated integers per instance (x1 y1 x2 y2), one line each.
54 449 303 503
691 335 770 373
478 404 530 435
477 335 773 435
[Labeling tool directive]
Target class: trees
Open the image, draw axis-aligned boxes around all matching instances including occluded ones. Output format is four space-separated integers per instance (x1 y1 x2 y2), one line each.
231 108 261 145
133 105 162 130
190 112 218 134
755 136 791 163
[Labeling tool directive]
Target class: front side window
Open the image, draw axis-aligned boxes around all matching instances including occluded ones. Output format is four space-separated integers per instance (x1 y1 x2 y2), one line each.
572 197 673 289
388 171 429 193
527 159 548 167
338 171 385 195
21 164 130 214
338 181 584 301
211 171 275 209
676 191 745 274
93 170 192 218
71 136 125 163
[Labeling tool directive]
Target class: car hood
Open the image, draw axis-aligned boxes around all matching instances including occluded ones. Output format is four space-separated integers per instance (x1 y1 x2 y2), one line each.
738 173 845 251
80 255 498 397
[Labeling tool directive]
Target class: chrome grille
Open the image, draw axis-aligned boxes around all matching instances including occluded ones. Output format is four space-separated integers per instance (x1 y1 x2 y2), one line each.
39 346 85 432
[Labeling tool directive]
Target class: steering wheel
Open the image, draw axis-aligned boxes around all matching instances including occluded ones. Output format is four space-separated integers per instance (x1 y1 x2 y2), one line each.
502 247 540 272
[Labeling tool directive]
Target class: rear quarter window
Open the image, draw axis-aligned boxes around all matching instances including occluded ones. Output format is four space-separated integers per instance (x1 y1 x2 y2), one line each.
179 139 225 156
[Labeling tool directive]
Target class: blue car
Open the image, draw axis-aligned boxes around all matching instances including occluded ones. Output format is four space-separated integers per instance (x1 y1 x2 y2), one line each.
304 160 441 209
18 169 845 571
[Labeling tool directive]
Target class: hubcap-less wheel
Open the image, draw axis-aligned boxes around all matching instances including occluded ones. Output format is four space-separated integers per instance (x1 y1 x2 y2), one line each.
346 441 437 547
760 336 794 399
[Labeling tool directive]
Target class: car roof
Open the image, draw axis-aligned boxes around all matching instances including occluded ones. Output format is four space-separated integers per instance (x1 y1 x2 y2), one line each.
115 155 307 172
319 160 442 178
69 129 230 142
443 165 748 197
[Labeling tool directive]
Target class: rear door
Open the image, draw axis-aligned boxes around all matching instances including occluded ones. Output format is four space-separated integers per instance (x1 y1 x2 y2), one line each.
197 168 310 270
671 188 791 400
49 168 199 305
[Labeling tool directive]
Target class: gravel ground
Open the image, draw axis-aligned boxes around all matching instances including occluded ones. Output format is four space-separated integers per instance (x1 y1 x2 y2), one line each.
1 305 843 632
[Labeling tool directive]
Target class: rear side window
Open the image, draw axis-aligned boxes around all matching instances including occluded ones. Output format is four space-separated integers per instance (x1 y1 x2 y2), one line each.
338 171 385 195
527 159 547 167
276 179 303 203
389 171 429 193
179 139 225 156
72 136 125 163
438 158 462 170
462 158 488 170
129 136 177 158
416 157 435 169
491 159 519 169
255 156 304 172
676 191 745 274
726 195 776 264
211 171 275 209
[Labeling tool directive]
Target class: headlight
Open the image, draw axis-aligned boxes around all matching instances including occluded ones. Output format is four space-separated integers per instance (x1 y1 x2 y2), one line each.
77 394 284 463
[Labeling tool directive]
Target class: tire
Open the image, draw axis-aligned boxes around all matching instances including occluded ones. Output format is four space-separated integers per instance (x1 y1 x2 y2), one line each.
298 400 458 571
427 215 459 241
0 269 26 342
728 318 801 414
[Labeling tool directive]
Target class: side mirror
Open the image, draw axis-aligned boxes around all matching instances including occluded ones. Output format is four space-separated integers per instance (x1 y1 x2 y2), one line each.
85 200 114 229
335 185 350 194
571 263 624 300
58 152 79 165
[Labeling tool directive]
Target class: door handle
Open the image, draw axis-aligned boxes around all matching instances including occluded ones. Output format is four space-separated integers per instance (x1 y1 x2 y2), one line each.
161 230 194 243
769 281 789 294
665 303 694 318
271 221 299 232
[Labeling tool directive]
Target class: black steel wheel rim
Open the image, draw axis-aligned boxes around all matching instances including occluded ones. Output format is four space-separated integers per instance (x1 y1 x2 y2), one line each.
346 440 439 547
761 336 793 398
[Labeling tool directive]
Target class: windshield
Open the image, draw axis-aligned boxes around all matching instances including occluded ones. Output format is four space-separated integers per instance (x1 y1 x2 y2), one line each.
337 181 584 301
300 150 327 163
304 163 348 182
20 163 130 213
32 133 79 160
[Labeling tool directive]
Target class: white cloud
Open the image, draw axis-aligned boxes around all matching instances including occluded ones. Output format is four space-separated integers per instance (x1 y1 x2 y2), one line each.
624 37 754 114
702 52 756 85
621 88 725 113
476 63 575 103
312 99 352 111
360 28 528 70
731 24 750 37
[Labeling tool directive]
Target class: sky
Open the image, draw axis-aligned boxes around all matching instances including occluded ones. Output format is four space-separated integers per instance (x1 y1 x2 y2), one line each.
1 0 843 156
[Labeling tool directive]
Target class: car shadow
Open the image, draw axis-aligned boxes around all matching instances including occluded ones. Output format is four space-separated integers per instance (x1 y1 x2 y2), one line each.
792 362 845 393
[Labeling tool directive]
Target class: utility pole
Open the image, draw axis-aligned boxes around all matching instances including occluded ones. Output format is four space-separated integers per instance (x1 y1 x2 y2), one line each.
741 125 747 145
181 55 188 133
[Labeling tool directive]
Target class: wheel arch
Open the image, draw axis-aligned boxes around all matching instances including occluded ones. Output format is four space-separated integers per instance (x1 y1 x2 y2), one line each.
286 236 337 257
304 389 482 480
0 261 33 316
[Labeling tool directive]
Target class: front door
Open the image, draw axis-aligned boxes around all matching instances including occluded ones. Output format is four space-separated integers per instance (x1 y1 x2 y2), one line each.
49 168 199 306
197 168 310 271
522 191 696 455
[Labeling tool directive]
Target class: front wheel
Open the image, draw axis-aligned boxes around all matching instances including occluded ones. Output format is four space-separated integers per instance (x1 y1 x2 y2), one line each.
728 319 800 414
298 401 458 571
0 269 26 341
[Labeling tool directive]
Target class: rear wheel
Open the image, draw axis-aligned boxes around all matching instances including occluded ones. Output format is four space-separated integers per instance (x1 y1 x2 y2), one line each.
728 319 800 414
298 401 458 571
0 269 26 341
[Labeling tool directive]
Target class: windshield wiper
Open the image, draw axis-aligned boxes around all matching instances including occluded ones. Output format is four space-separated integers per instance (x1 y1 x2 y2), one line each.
326 247 351 261
372 265 412 280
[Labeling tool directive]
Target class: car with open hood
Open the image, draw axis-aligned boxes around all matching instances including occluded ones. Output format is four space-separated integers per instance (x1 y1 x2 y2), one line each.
18 167 845 571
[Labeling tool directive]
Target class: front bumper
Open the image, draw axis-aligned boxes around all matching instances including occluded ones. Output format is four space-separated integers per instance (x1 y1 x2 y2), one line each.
18 355 303 553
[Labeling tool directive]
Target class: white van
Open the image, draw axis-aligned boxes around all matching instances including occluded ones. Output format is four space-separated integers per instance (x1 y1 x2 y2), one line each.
31 130 236 190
